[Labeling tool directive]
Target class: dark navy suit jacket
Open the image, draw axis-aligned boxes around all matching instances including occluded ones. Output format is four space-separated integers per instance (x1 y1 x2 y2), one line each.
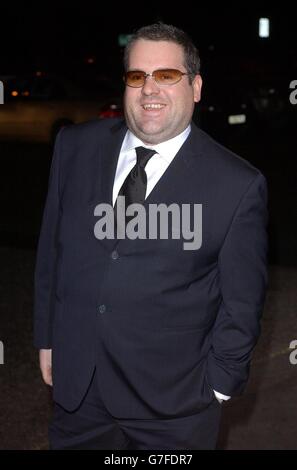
34 119 268 418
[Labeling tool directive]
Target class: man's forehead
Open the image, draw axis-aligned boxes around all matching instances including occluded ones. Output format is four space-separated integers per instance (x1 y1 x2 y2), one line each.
128 39 185 68
129 39 183 58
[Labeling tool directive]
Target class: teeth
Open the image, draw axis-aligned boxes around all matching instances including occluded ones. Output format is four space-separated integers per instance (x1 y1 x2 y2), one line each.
143 104 165 109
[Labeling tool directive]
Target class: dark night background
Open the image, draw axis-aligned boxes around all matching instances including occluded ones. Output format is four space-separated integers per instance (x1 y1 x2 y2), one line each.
0 2 297 451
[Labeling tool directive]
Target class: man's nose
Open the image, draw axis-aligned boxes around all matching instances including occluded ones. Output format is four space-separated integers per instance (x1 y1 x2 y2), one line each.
141 75 160 95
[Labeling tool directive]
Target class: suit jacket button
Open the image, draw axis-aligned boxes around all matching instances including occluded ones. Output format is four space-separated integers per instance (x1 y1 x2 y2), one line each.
99 304 106 314
111 250 119 260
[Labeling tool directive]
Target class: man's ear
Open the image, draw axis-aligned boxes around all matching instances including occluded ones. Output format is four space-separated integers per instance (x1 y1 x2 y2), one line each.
193 75 202 103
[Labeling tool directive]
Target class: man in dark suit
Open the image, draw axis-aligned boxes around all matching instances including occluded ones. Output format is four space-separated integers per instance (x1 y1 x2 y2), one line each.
34 23 268 450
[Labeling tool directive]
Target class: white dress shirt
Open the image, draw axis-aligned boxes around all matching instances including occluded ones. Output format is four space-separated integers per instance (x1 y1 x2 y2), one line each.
112 124 230 403
112 125 191 207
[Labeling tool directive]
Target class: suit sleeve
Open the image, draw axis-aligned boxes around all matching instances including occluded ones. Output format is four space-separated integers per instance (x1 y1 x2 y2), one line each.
207 172 268 396
33 130 64 349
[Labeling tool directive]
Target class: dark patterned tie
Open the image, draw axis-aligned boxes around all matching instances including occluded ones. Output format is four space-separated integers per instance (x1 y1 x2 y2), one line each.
117 146 156 206
114 146 156 229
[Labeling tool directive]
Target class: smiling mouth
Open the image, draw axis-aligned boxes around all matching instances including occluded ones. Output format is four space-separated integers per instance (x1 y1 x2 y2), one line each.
142 104 166 110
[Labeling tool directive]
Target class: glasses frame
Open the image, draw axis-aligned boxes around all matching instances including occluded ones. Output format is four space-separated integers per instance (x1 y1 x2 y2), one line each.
123 68 192 88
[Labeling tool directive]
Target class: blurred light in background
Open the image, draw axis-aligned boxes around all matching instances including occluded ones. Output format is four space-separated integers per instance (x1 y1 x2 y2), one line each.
0 81 3 104
85 57 96 64
118 34 132 47
259 18 270 38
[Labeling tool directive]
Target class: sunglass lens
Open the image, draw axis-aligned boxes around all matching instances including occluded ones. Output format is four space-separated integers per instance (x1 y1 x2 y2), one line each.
126 71 145 87
154 69 182 85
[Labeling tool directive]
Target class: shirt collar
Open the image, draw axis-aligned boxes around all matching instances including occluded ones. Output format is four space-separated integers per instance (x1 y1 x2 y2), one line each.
121 125 191 163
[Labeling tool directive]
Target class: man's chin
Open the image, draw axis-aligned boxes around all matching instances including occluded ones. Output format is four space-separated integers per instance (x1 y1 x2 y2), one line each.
135 125 170 145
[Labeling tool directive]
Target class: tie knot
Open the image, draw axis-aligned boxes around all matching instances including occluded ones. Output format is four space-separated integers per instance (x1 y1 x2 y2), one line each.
135 146 156 169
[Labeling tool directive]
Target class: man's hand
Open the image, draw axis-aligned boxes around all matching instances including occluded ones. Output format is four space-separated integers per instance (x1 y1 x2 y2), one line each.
39 349 53 386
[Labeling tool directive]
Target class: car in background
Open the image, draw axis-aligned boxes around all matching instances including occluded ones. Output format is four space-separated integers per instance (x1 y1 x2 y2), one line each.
0 73 123 142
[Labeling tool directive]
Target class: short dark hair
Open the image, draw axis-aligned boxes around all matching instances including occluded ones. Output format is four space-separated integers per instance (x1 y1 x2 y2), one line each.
123 22 201 82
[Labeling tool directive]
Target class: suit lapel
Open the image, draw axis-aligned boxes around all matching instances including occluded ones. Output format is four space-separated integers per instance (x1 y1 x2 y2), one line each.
92 120 127 251
143 123 203 206
99 120 127 206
